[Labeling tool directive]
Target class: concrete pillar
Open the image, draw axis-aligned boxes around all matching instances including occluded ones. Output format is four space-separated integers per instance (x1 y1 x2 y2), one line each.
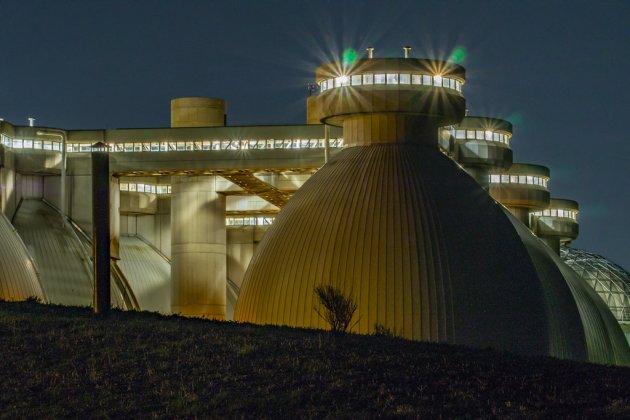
171 175 226 319
110 177 120 260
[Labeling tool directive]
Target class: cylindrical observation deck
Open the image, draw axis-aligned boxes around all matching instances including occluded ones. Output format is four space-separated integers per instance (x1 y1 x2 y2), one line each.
452 116 513 188
489 163 551 225
531 198 579 254
306 57 466 146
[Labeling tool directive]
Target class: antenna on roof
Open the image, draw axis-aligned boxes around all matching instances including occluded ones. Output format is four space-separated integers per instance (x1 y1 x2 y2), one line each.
366 47 374 59
403 46 412 58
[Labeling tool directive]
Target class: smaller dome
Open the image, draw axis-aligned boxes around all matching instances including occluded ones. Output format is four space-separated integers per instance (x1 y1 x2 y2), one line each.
561 247 630 324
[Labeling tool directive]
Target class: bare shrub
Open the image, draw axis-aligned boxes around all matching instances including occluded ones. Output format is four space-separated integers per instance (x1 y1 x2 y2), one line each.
314 285 358 333
373 323 395 337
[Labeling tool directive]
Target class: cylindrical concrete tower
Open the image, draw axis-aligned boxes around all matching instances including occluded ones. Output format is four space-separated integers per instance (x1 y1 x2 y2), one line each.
531 198 579 254
235 52 590 360
171 175 226 319
452 116 513 188
488 163 550 225
170 97 226 128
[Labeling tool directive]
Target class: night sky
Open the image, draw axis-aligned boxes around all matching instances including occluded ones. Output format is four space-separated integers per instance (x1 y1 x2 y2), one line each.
1 0 628 268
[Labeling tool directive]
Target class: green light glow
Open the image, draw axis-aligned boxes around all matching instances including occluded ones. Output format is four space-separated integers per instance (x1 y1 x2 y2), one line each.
448 46 467 64
342 48 358 65
507 112 524 127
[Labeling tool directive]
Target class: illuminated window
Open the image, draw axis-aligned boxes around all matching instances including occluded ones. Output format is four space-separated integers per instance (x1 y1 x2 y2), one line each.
456 130 466 139
493 133 500 141
400 73 411 84
490 174 500 183
374 74 386 84
433 75 442 86
501 174 510 183
351 75 362 85
510 175 518 184
551 209 557 217
386 73 398 84
449 79 455 89
485 131 493 141
335 76 350 87
363 74 374 85
423 75 431 85
476 130 484 140
443 78 449 88
466 130 475 139
518 175 525 184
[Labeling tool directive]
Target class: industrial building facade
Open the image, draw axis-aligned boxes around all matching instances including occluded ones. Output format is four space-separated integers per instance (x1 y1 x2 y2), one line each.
1 51 628 365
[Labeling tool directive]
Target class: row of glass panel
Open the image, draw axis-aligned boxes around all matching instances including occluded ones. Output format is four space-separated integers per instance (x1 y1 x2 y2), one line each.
1 137 344 153
226 216 276 226
120 183 171 194
489 174 549 188
531 209 578 221
319 73 463 93
454 130 510 145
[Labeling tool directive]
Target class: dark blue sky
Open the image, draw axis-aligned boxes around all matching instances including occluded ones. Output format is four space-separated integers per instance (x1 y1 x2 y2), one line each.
1 0 628 268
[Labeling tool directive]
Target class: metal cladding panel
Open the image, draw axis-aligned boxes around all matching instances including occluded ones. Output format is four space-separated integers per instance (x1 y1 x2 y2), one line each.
503 209 588 362
13 199 93 306
118 236 171 314
11 199 129 309
0 211 44 301
236 144 552 357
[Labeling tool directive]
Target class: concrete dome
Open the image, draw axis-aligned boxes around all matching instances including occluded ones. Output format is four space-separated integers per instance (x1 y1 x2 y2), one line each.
237 144 574 357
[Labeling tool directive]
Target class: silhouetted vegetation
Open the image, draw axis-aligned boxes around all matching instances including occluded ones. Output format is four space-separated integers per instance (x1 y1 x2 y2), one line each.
314 285 358 333
0 299 629 418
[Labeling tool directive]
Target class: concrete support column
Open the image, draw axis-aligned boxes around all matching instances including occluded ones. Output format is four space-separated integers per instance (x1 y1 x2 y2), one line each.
171 175 226 319
110 177 120 260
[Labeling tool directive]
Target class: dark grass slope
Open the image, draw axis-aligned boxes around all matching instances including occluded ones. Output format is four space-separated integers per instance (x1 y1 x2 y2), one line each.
1 300 629 418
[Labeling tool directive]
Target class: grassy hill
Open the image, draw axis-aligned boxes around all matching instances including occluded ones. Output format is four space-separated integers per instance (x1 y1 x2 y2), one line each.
1 300 629 418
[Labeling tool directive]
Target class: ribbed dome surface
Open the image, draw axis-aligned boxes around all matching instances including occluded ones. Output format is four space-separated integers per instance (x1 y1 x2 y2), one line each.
0 212 45 302
236 144 553 356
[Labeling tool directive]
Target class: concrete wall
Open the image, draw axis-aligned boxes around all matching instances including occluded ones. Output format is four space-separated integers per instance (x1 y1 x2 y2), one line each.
0 150 16 218
15 174 44 201
120 196 171 259
226 225 269 289
70 175 92 235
